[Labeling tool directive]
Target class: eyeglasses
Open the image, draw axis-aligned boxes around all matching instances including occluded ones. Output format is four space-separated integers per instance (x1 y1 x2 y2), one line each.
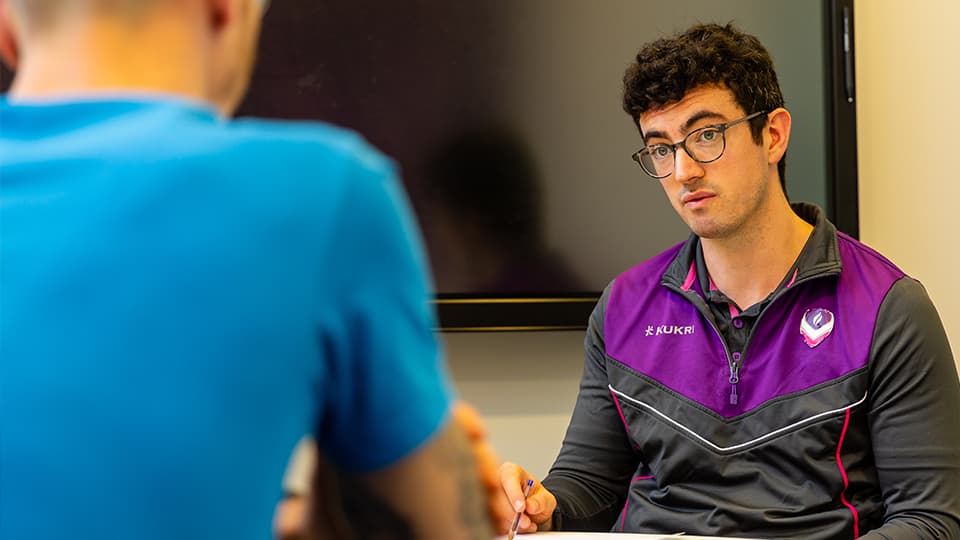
631 111 767 179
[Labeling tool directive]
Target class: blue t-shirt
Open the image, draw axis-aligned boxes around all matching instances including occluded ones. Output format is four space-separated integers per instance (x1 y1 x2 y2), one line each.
0 95 454 540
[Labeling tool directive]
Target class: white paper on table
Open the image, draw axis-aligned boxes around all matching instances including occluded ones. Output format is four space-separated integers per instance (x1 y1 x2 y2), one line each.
496 532 759 539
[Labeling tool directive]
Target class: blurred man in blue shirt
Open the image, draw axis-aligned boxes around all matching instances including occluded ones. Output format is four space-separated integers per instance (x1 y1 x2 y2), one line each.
0 1 493 538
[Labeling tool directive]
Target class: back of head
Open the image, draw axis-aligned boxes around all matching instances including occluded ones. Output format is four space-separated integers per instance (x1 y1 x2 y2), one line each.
2 0 266 115
6 0 154 36
622 23 788 187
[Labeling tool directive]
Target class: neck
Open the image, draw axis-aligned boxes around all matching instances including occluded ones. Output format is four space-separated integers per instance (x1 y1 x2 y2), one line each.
9 14 214 112
701 194 813 310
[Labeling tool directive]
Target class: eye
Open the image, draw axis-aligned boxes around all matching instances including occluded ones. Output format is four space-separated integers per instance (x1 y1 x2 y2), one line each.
695 128 721 144
649 144 672 160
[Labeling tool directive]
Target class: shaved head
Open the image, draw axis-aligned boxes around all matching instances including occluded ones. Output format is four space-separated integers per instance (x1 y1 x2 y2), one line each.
9 0 154 16
7 0 158 36
1 0 266 115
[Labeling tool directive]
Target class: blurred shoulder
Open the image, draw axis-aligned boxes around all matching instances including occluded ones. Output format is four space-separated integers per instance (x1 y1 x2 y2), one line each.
227 116 396 182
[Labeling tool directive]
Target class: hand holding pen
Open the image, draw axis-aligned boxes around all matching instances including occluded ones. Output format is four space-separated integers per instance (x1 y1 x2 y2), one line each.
508 479 534 539
496 462 558 536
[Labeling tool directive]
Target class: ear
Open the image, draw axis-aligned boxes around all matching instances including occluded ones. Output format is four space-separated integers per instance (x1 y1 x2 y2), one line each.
0 0 20 70
765 107 792 166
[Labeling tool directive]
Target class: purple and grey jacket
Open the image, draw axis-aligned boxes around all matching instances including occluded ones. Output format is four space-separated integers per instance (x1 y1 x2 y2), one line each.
543 205 960 539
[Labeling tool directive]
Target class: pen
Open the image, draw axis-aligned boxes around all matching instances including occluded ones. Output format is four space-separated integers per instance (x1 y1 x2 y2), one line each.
507 479 535 540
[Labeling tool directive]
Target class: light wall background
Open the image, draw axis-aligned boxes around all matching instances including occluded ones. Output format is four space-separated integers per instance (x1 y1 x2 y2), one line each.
448 0 960 480
855 0 959 368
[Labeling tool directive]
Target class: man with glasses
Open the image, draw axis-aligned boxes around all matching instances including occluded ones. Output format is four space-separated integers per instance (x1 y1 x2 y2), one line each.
0 1 495 539
495 23 960 538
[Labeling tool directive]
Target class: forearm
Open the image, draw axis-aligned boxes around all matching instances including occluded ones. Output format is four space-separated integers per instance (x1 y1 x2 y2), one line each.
859 513 960 540
355 418 493 540
309 408 495 540
543 285 639 531
542 471 629 531
542 402 637 532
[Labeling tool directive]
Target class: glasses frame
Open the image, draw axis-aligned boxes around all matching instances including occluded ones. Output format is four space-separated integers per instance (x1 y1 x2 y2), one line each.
632 110 768 179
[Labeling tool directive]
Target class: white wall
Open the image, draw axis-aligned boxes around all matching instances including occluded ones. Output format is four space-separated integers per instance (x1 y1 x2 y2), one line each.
444 331 585 480
855 0 960 367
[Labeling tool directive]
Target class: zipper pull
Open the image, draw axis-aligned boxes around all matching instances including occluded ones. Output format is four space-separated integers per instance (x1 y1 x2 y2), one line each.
728 352 741 406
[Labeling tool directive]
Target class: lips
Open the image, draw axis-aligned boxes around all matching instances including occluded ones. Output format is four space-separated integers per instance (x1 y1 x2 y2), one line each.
681 191 716 206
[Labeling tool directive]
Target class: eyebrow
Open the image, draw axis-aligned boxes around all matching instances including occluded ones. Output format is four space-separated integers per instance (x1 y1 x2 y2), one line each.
642 110 729 144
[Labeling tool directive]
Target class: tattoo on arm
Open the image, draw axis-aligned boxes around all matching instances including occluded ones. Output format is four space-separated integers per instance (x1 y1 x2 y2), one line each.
307 423 492 540
308 453 414 540
435 421 492 539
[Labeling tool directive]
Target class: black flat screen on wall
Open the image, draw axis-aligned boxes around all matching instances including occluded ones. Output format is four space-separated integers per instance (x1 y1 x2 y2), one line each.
1 1 858 330
238 0 859 330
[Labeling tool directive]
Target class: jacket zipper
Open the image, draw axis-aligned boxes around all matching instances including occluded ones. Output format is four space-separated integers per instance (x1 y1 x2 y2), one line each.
728 352 741 405
666 287 739 405
667 273 826 408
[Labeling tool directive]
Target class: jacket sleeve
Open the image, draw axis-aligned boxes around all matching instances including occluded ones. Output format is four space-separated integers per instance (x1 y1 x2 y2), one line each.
541 284 642 531
860 277 960 539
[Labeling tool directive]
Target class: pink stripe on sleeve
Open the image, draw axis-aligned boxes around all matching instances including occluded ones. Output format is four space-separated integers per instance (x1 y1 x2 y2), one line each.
610 389 630 434
609 390 654 532
620 475 655 531
835 408 860 538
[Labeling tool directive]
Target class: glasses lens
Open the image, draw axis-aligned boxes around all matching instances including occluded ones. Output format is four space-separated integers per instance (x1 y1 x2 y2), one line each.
685 127 725 163
638 146 673 179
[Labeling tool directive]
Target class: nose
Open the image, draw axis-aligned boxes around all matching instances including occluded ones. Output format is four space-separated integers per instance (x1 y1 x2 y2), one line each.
673 147 705 184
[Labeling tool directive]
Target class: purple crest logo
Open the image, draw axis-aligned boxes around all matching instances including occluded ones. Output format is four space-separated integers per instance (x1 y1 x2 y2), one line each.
800 308 835 348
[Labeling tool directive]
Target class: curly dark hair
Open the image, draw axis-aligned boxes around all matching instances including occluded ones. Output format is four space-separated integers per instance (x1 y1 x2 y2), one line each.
623 23 787 189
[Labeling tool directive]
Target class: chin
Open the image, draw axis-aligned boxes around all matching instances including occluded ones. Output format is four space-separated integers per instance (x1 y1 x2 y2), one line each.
686 219 735 240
